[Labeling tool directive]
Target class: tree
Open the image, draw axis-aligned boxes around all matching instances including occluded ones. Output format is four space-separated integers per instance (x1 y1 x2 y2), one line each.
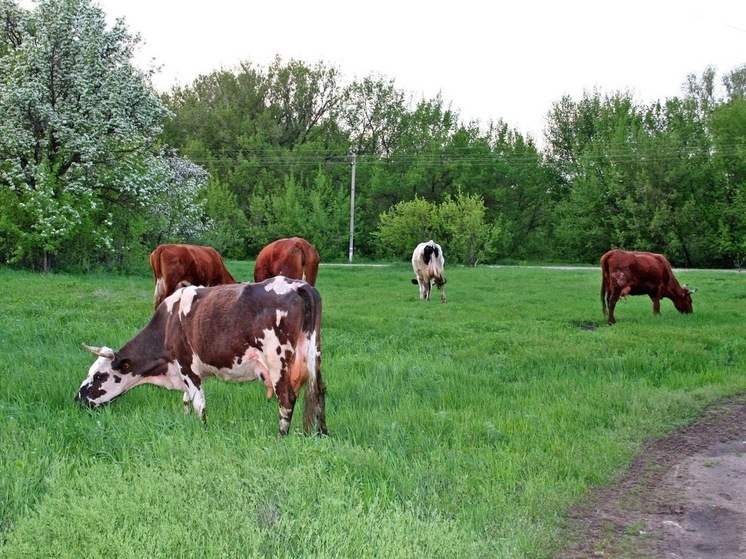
0 0 171 270
439 190 500 266
723 64 746 100
199 178 250 260
710 96 746 268
374 197 440 259
146 153 210 246
245 171 350 260
341 74 408 157
374 192 500 265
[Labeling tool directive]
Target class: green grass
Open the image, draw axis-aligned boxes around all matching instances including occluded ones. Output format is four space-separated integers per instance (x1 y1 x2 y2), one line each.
0 263 744 558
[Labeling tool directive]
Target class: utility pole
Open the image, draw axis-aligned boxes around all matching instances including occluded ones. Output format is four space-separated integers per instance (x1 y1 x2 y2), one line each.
348 153 357 263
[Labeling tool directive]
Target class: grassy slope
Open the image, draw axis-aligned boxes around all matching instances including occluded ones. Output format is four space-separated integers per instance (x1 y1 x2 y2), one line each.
0 264 743 558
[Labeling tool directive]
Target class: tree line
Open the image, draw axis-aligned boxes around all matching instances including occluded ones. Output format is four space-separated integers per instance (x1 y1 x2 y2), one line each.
1 0 744 271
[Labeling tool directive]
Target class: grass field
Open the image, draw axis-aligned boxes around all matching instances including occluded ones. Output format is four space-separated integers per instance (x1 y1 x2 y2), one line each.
0 262 744 558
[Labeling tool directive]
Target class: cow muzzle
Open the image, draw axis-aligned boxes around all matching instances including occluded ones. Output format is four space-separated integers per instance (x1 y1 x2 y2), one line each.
74 384 107 407
74 389 94 406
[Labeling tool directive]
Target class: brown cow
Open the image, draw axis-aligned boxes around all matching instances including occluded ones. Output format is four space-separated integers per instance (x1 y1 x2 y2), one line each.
254 237 320 286
600 249 695 325
150 244 237 310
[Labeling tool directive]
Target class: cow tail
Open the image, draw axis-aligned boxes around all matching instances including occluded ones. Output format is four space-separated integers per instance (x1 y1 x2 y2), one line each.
299 285 327 435
298 246 308 282
150 248 163 309
600 253 609 317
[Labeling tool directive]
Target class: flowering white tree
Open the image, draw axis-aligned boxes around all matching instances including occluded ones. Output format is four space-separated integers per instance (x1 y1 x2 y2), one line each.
0 0 173 270
146 152 210 245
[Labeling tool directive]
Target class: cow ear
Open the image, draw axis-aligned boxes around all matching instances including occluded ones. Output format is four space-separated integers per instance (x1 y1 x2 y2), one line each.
688 287 697 294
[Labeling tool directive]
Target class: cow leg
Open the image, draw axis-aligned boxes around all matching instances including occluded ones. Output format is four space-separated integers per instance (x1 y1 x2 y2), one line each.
606 290 619 325
277 380 297 436
314 372 328 436
424 280 431 301
651 295 662 315
182 375 207 424
417 279 428 300
437 278 446 303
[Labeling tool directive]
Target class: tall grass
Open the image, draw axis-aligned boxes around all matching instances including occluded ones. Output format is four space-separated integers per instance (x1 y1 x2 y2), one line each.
0 264 744 558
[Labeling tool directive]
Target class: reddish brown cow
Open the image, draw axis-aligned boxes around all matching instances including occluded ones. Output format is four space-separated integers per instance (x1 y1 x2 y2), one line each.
150 244 236 310
254 237 320 286
600 249 695 325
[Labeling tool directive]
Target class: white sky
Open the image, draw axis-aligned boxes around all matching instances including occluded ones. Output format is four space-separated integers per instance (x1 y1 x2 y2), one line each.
93 1 746 143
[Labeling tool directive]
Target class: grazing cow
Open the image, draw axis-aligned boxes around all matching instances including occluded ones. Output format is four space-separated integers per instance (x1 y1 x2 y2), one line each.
411 240 447 303
600 249 695 325
75 277 327 436
149 244 236 310
254 237 320 286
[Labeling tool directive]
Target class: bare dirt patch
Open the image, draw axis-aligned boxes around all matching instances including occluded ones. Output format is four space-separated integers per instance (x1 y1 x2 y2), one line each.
559 394 746 558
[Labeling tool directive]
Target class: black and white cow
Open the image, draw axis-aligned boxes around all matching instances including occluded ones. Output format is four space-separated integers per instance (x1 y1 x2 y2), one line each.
75 276 327 436
411 240 446 303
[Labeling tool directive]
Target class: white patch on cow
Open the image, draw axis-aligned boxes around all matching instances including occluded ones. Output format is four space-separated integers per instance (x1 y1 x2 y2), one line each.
263 276 303 295
146 361 189 391
181 374 206 418
191 350 266 383
189 328 291 391
279 406 293 435
258 327 293 389
302 330 319 391
275 309 288 327
164 285 200 316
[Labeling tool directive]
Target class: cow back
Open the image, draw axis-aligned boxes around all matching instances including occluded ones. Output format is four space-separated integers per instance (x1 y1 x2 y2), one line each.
254 237 320 285
602 250 675 292
150 244 237 309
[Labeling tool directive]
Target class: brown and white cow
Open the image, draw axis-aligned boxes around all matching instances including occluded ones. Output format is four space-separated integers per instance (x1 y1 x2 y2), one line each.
149 244 237 310
411 240 446 303
254 237 320 286
600 249 695 325
76 277 327 436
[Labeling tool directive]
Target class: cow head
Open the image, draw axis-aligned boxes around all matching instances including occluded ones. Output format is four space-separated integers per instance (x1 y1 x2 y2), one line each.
672 285 696 314
75 344 140 407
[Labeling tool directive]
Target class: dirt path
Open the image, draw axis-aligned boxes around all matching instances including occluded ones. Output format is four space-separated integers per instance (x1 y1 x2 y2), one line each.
559 395 746 558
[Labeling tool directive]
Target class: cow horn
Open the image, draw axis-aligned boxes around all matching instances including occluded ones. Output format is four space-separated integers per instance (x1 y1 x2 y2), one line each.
81 344 115 359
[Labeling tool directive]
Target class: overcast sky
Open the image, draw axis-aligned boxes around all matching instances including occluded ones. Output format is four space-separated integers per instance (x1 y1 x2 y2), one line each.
92 0 745 143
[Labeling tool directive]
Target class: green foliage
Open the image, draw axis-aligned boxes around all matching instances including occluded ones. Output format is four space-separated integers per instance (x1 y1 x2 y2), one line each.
710 97 746 268
439 190 501 265
246 171 350 260
374 192 500 265
374 197 441 259
0 0 174 270
200 178 250 259
543 73 745 268
1 0 744 270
